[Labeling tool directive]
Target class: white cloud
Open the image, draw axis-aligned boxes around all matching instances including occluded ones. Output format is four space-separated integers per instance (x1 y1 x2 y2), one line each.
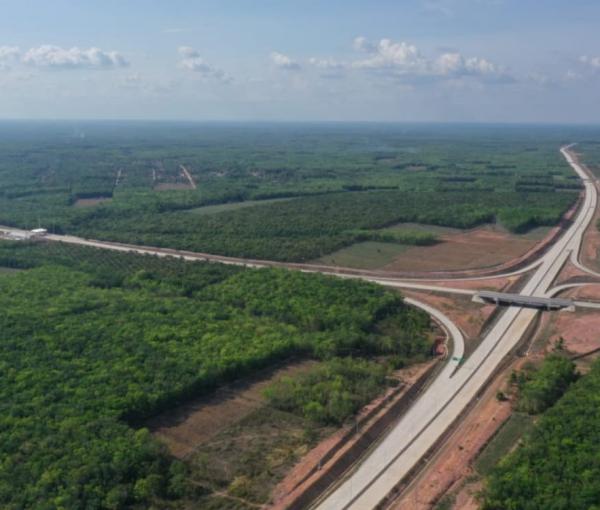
22 45 128 69
0 46 20 61
0 46 20 70
352 36 376 53
435 52 498 76
177 46 230 82
270 51 301 70
352 38 426 73
579 55 600 70
350 36 509 83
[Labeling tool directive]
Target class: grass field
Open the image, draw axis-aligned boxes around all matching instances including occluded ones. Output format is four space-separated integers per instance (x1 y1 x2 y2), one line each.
315 241 410 269
474 413 535 476
316 224 545 272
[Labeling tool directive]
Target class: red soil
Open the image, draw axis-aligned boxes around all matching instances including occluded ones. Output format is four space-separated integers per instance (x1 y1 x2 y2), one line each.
401 290 495 342
556 260 592 285
390 358 530 510
382 226 540 273
571 284 600 301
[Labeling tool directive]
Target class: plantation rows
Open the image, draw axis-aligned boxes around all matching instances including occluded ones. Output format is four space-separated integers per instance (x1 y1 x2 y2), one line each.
0 122 586 263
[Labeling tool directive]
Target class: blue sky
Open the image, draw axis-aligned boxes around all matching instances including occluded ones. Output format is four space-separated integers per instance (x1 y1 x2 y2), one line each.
0 0 599 122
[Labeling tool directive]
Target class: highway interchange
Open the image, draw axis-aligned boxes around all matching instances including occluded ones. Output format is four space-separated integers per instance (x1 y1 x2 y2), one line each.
312 144 599 509
1 145 599 509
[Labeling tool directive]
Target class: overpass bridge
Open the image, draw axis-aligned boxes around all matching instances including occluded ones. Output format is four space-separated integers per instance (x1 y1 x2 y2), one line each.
474 290 575 311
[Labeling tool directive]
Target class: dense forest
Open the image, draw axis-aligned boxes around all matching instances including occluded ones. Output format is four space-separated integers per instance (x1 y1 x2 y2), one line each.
483 357 599 510
0 240 432 509
0 122 589 261
513 354 579 415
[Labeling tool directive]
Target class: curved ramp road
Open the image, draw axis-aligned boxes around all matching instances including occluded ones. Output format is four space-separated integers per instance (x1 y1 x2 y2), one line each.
403 297 465 363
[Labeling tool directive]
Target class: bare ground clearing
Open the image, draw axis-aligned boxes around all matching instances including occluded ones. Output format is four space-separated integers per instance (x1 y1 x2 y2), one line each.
73 197 113 207
555 260 593 286
148 359 317 459
382 225 546 273
570 283 600 301
534 286 600 359
153 182 195 191
401 290 495 342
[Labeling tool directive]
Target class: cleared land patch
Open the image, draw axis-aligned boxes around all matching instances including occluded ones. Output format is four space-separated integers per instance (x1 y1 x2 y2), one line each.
383 225 541 272
73 196 113 207
185 406 335 507
148 359 318 459
316 224 543 272
316 241 409 269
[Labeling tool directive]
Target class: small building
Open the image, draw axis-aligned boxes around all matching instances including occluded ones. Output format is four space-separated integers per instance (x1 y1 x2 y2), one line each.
30 228 48 237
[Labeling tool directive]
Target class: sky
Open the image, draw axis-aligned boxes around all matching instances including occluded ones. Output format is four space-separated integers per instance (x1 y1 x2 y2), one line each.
0 0 599 123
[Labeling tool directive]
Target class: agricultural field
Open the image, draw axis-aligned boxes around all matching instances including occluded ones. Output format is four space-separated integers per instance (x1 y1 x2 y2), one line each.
319 224 552 271
0 240 433 509
0 121 589 263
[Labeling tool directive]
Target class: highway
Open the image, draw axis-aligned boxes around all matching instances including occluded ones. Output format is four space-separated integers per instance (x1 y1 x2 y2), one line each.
311 144 598 510
0 145 598 509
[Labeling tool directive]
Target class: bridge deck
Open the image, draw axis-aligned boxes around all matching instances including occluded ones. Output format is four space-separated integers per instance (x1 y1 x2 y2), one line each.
474 291 574 310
